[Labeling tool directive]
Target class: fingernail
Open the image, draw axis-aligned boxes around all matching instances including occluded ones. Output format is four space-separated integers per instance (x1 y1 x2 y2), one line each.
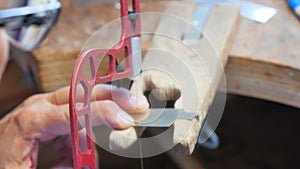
117 110 134 124
129 95 149 110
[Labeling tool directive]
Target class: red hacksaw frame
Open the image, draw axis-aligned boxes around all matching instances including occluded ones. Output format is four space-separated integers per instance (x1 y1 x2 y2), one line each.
69 0 141 168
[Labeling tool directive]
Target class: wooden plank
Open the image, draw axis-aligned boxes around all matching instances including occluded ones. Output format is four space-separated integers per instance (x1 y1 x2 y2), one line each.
32 1 167 91
27 0 300 109
109 3 240 154
226 58 300 107
30 0 239 155
226 0 300 108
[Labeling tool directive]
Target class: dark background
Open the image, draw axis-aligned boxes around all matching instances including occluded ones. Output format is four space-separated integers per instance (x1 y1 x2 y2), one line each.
95 94 300 169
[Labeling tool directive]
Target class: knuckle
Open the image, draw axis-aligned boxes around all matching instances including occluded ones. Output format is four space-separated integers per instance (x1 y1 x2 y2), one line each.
56 106 70 124
14 108 34 135
21 94 45 107
100 100 118 113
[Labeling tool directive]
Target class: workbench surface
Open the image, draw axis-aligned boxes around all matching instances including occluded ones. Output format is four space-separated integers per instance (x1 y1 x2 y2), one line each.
30 0 300 109
31 0 240 155
0 0 299 168
226 0 300 108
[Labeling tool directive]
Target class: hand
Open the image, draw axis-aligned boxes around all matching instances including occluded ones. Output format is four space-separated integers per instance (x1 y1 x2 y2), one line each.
0 84 149 168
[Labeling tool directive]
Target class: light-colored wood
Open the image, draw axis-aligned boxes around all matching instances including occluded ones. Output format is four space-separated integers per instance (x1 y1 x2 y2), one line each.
147 3 240 154
10 0 300 109
109 3 240 154
32 0 300 154
226 0 300 108
28 1 240 154
32 1 166 91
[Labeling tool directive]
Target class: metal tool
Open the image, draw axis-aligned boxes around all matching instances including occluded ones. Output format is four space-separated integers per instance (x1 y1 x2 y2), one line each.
69 0 202 167
69 0 141 168
0 0 61 51
183 0 277 42
134 109 200 127
235 0 277 23
183 1 211 42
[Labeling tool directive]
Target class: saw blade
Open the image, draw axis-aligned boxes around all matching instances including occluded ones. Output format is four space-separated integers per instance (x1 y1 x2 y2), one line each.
133 108 201 127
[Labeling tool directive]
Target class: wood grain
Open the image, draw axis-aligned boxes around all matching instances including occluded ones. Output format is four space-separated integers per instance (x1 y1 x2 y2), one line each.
109 3 240 154
27 0 239 154
226 0 300 108
32 1 166 91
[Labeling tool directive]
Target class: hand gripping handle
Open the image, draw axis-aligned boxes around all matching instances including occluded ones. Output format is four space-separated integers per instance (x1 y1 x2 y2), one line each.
69 1 141 168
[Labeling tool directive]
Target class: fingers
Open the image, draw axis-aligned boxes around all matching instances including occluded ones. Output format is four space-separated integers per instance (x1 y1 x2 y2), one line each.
94 86 149 119
17 85 148 142
89 100 134 130
49 84 149 119
47 86 70 106
47 84 114 105
18 98 137 142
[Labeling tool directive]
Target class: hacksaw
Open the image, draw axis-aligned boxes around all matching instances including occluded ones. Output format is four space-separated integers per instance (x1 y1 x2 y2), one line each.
68 0 200 168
